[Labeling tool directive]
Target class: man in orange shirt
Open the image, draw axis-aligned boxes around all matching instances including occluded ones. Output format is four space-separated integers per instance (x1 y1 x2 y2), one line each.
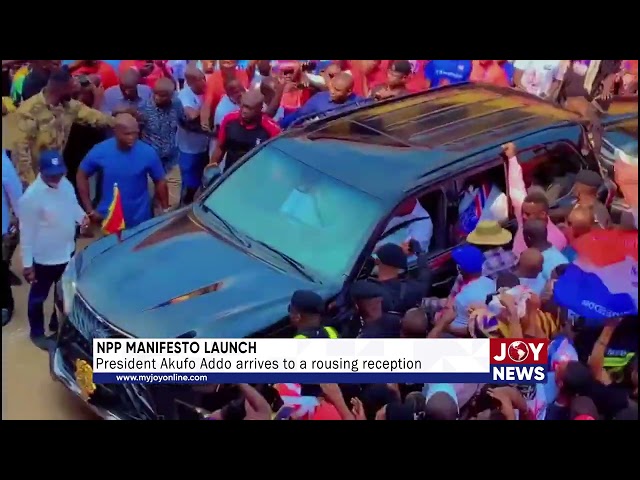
470 60 510 87
67 60 118 90
199 60 256 131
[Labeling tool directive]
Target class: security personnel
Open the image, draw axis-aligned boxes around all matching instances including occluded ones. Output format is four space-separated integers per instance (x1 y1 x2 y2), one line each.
351 280 402 338
375 242 432 315
289 290 339 339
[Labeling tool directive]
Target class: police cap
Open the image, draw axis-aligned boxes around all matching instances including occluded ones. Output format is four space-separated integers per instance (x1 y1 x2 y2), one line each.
376 243 407 270
289 290 324 315
350 280 385 300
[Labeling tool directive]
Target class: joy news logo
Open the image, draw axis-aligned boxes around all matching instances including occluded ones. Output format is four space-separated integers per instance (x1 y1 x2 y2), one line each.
489 339 549 384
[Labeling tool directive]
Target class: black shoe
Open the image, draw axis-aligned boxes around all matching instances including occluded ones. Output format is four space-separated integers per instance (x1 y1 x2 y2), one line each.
30 335 55 351
8 270 22 286
2 308 12 327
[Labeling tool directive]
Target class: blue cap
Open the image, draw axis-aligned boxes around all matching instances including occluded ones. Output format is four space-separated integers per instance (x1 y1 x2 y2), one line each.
376 243 407 270
39 150 67 176
289 290 324 315
452 245 485 274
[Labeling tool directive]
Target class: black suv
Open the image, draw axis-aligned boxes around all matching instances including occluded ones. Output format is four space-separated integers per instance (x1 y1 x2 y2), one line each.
51 83 635 419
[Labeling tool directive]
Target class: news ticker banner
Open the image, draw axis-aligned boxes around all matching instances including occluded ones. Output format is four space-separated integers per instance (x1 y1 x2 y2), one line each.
90 338 549 385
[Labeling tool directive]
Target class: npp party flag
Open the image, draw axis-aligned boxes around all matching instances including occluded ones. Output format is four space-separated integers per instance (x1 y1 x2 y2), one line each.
553 264 637 326
554 230 638 326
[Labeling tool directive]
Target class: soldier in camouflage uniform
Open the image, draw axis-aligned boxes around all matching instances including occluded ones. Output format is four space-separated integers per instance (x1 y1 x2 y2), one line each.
10 68 120 187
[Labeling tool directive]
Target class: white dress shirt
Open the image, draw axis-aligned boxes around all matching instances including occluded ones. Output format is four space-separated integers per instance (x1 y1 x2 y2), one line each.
19 176 85 268
384 201 433 252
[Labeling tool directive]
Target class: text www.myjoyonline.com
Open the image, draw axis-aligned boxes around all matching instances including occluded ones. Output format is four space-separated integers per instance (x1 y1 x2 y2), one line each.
113 374 209 383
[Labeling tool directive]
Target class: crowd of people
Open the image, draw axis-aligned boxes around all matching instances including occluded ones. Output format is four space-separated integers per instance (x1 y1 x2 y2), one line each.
1 59 638 420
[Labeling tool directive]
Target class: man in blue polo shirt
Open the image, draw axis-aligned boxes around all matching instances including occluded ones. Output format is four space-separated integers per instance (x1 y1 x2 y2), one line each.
77 113 169 231
280 72 363 128
424 60 472 88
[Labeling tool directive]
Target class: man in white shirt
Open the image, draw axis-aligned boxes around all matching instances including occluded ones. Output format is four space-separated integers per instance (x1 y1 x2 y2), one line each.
383 197 433 252
513 60 562 98
177 66 210 204
19 151 89 350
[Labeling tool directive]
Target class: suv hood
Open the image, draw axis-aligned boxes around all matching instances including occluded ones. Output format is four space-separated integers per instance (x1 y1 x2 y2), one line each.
75 210 328 338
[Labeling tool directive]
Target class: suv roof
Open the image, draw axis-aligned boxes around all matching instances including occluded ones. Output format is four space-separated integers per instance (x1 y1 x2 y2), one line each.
275 83 582 201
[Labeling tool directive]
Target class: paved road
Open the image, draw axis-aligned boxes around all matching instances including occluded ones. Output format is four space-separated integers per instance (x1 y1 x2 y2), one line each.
2 245 98 420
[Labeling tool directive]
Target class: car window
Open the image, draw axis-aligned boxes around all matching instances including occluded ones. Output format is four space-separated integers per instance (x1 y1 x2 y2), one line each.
201 145 385 283
516 141 583 204
453 163 509 243
376 189 446 256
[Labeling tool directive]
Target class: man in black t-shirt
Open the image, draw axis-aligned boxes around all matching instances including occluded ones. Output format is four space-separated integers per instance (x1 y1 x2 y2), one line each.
208 90 281 172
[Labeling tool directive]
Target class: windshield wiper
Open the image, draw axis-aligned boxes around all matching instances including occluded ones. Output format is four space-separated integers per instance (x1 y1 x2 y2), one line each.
249 237 317 283
200 203 251 248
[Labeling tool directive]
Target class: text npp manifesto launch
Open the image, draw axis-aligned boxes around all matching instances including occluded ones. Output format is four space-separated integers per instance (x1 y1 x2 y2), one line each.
96 340 257 355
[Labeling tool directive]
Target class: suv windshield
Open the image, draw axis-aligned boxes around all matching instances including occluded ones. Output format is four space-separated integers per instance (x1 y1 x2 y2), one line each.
201 145 384 282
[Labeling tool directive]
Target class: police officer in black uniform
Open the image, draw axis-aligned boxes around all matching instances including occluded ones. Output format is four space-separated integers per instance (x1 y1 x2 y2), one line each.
351 281 402 338
375 241 432 315
289 290 339 339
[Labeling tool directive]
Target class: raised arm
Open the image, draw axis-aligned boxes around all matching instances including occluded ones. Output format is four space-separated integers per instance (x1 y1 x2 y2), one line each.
587 318 620 384
503 143 526 215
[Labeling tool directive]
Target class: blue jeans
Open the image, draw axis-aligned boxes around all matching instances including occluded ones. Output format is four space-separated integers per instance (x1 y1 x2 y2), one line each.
27 262 67 337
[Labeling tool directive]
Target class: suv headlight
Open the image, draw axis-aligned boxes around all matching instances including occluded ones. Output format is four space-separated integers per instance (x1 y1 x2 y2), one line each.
61 255 79 315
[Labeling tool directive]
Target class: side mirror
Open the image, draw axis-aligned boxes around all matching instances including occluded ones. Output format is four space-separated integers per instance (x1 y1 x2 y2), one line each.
201 166 222 189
